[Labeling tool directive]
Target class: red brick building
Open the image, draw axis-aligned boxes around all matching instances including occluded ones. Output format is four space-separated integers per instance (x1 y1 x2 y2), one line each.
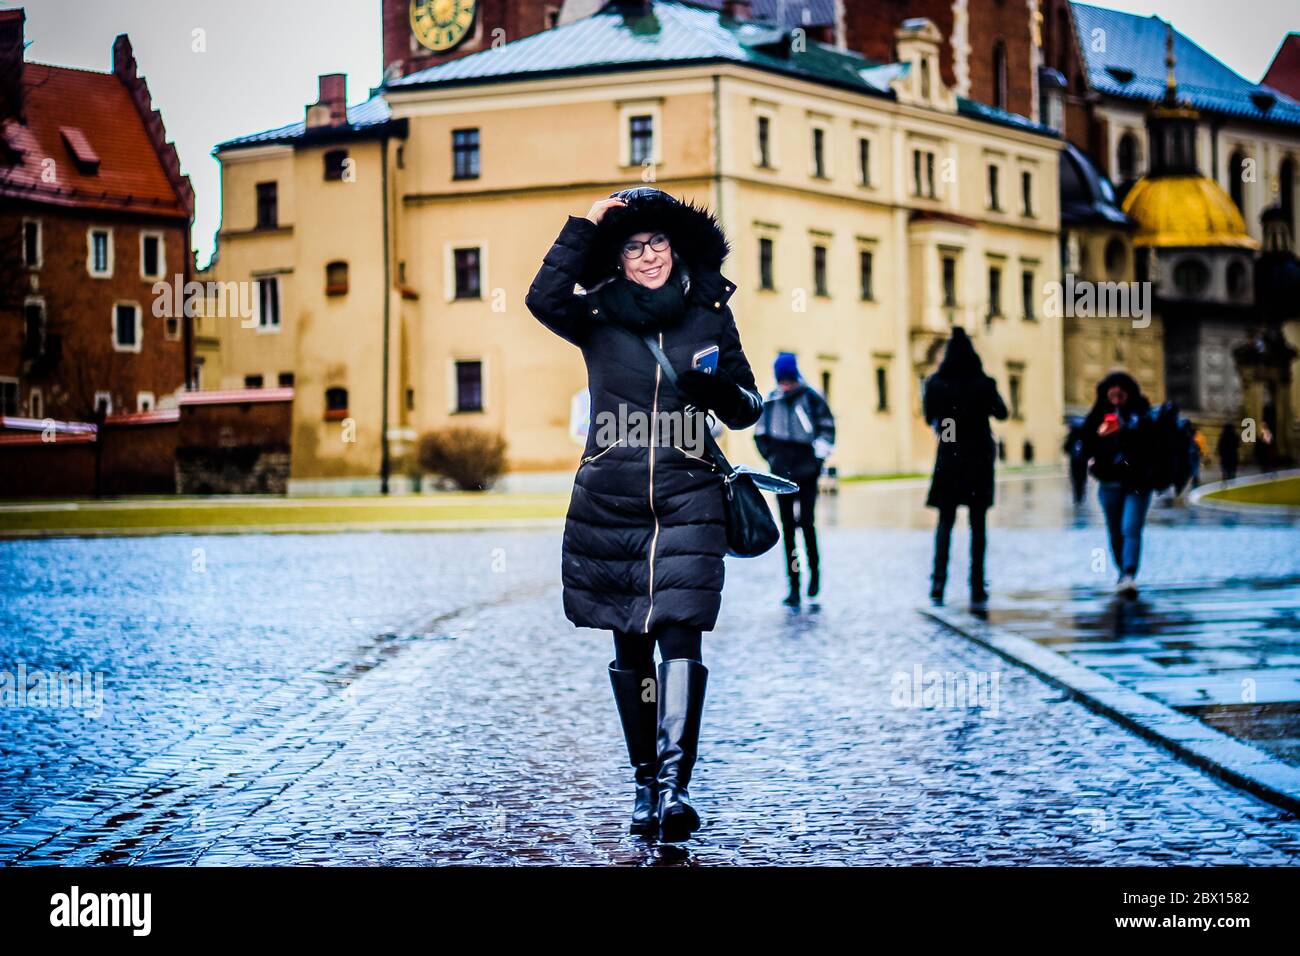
0 8 194 423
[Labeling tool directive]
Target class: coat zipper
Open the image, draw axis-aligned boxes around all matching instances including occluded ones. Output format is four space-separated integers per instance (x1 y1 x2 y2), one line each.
579 439 624 465
673 444 717 468
644 331 663 634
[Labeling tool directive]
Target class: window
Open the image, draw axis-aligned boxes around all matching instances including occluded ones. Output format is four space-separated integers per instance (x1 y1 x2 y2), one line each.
629 115 654 167
811 126 826 178
1105 238 1127 278
759 237 774 290
278 372 295 387
453 247 481 299
165 312 180 340
1021 170 1034 217
140 232 164 279
256 276 281 329
1023 440 1035 463
406 387 415 411
1 379 21 416
1022 269 1035 320
452 129 479 179
859 249 874 301
993 42 1008 111
858 137 871 186
821 370 832 402
455 361 483 412
1173 258 1210 297
324 149 349 181
326 261 349 295
22 299 45 358
1226 260 1249 298
245 375 264 388
94 391 112 417
988 164 1001 210
874 365 889 412
988 266 1003 318
88 228 112 276
942 256 957 307
113 302 141 352
920 58 931 100
812 244 828 297
136 391 155 412
1228 151 1247 215
1117 132 1139 182
912 149 937 198
1008 370 1023 420
256 182 278 229
23 219 41 268
28 387 42 419
325 386 349 420
756 114 771 168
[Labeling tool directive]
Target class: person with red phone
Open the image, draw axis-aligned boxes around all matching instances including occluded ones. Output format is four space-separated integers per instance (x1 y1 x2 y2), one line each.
1080 371 1155 597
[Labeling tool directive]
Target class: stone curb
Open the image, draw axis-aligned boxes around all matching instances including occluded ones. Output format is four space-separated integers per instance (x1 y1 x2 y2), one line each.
921 606 1300 815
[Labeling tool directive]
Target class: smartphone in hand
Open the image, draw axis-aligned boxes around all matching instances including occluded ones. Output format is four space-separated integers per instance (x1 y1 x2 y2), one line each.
692 345 719 375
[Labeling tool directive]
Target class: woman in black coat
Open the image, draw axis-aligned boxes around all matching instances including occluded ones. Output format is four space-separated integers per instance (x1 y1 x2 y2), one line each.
524 187 762 842
923 328 1008 607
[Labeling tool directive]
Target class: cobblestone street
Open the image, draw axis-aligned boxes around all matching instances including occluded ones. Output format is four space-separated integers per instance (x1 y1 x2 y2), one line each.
3 476 1299 865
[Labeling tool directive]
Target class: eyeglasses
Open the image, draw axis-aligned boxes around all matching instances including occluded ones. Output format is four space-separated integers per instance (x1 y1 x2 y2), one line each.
620 232 670 260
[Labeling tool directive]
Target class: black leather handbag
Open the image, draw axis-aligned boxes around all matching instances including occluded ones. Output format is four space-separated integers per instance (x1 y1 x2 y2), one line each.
633 331 796 558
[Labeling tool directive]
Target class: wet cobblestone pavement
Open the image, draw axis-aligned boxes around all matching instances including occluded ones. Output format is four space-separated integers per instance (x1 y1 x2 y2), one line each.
2 476 1299 864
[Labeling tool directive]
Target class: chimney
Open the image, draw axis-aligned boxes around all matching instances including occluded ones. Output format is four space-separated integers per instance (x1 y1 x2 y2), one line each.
722 1 752 21
306 73 347 129
0 8 25 121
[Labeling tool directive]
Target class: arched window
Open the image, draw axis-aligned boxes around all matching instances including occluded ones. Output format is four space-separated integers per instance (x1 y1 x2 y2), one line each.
1117 132 1138 182
1173 258 1210 297
1228 150 1247 215
1226 259 1249 299
993 42 1008 110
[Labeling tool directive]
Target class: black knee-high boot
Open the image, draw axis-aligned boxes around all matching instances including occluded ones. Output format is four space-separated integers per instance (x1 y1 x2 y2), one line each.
655 658 708 842
608 662 659 835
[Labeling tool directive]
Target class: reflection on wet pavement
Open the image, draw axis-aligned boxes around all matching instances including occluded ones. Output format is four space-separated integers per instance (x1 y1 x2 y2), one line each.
986 576 1300 766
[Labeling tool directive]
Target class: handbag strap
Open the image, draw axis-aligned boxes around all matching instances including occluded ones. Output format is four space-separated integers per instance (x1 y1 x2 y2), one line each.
609 327 738 479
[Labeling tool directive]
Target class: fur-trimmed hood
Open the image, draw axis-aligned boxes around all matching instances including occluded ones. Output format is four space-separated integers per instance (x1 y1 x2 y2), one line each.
579 187 732 294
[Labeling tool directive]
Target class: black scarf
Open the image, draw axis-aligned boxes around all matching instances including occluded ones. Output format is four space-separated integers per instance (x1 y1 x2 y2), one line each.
601 271 687 332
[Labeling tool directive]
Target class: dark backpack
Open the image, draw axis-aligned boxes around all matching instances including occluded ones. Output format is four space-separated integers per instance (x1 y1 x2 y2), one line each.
1146 401 1194 494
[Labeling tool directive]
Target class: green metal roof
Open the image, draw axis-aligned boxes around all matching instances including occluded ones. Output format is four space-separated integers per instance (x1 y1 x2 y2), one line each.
386 0 1055 136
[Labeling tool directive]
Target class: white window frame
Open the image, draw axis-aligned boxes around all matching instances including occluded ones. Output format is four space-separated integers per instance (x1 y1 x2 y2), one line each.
111 300 143 353
753 102 779 169
0 376 18 416
448 357 487 414
808 114 833 180
28 386 43 419
139 231 166 280
443 241 488 303
618 99 662 169
94 390 113 416
87 226 114 278
253 274 282 333
22 218 42 269
136 391 156 412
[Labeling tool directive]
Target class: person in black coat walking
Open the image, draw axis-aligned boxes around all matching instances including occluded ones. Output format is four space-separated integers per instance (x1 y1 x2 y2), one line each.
754 352 835 606
1217 419 1240 482
923 328 1008 607
525 187 762 842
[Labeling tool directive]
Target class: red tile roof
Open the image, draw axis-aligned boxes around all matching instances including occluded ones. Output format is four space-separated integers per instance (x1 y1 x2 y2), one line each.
0 62 188 217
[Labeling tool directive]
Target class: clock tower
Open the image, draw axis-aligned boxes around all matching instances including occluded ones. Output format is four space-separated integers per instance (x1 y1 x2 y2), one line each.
382 0 565 81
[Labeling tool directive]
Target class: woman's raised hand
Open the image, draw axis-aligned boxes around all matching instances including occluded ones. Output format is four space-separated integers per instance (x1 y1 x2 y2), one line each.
585 197 628 225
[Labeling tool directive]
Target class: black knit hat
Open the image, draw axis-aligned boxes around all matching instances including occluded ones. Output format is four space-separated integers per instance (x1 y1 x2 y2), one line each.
580 187 730 289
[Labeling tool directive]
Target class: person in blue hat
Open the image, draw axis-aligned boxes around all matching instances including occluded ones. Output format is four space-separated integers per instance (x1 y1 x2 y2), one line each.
754 351 836 606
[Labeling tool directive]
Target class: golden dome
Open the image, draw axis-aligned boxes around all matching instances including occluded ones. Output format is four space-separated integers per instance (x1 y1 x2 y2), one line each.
1121 176 1259 249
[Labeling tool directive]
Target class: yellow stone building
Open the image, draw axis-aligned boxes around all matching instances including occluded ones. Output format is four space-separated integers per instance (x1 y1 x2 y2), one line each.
202 3 1064 491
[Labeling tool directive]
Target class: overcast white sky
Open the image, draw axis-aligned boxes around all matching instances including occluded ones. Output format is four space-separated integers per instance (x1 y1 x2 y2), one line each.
9 0 1299 268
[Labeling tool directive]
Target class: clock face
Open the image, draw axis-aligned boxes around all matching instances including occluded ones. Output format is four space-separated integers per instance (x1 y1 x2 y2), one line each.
410 0 477 53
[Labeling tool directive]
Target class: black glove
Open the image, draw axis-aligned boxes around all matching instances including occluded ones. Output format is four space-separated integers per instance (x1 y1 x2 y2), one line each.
677 367 760 427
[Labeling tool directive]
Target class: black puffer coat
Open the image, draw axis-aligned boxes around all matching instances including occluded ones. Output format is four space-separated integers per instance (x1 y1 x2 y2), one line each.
524 197 762 634
923 329 1009 510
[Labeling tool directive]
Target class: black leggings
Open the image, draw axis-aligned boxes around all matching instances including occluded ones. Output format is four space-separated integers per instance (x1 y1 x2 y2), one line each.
612 622 703 671
777 476 819 577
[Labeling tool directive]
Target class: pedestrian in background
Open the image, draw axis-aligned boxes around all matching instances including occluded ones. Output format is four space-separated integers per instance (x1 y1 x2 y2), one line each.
1217 421 1239 482
1063 416 1088 504
754 352 835 607
923 328 1008 607
525 187 763 842
1081 371 1154 598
